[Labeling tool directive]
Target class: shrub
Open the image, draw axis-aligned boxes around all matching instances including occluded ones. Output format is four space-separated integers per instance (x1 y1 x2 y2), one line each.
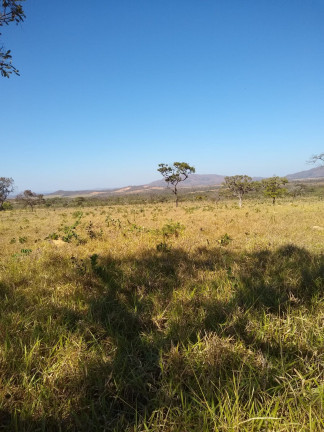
2 201 13 210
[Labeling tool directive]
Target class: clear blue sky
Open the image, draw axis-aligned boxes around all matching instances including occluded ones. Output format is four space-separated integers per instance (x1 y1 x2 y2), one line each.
1 0 324 192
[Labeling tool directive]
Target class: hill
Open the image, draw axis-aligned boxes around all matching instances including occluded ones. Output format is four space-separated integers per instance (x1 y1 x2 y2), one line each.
46 166 324 197
146 174 226 188
46 175 227 197
286 165 324 180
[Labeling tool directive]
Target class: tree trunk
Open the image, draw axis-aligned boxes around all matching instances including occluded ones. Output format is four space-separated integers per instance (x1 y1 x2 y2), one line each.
272 197 276 205
238 195 242 208
174 186 179 207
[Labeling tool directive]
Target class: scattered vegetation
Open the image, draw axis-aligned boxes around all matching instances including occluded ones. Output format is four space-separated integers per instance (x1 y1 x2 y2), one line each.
161 220 185 239
61 213 82 243
0 198 323 431
218 232 232 246
16 189 45 211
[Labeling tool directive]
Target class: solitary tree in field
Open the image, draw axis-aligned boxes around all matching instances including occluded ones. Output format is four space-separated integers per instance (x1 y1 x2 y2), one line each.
157 162 195 207
16 189 45 211
261 176 288 205
0 177 14 210
222 175 255 208
0 0 25 77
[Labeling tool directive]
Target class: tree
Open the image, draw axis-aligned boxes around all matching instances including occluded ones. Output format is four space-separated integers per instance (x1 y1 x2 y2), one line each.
0 0 25 78
308 153 324 165
74 196 86 207
0 176 14 209
222 175 255 208
289 183 307 199
261 176 288 205
157 162 195 207
16 189 45 211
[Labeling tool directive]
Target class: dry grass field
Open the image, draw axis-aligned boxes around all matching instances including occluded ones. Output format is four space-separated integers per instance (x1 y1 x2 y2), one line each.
0 199 323 431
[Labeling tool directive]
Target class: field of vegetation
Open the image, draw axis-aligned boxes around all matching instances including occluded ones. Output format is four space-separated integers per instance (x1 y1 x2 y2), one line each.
0 198 323 431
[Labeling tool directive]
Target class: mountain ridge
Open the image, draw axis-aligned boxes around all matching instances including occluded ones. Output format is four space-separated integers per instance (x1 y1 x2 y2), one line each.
46 166 324 197
285 165 324 180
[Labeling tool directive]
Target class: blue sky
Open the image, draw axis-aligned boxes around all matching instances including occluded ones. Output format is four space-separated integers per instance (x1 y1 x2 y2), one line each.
1 0 324 192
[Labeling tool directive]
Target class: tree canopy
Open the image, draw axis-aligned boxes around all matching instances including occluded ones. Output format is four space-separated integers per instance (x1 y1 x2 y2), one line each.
0 176 14 209
157 162 195 207
261 176 288 204
0 0 25 77
16 189 45 210
308 153 324 165
222 175 255 207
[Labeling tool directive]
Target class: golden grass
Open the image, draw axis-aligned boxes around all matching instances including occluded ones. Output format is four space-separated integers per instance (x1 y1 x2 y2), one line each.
0 199 323 431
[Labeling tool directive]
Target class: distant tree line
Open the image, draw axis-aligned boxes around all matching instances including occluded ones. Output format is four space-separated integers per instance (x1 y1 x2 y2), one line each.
0 177 45 211
0 153 322 210
16 189 45 211
220 175 289 207
157 163 291 207
157 153 323 207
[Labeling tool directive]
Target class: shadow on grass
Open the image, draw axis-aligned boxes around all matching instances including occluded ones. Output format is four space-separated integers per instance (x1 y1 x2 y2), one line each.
1 244 323 430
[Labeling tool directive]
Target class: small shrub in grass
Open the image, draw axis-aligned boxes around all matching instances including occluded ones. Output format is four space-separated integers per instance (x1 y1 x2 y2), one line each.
161 221 185 238
218 233 232 246
45 232 59 240
156 242 171 252
2 201 13 210
184 206 199 214
70 255 87 274
62 226 78 243
20 248 32 255
128 223 150 234
77 237 88 245
105 215 122 228
72 210 83 219
18 236 27 244
61 214 82 242
86 221 103 239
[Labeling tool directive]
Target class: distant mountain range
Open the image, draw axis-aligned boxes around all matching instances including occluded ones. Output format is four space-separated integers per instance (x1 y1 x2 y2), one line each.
46 166 324 197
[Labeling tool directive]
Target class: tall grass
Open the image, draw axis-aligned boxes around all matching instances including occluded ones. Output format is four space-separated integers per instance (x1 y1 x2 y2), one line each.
0 200 323 430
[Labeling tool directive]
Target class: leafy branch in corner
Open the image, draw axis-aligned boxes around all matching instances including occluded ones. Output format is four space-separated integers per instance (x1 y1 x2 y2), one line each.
0 0 25 78
308 153 324 165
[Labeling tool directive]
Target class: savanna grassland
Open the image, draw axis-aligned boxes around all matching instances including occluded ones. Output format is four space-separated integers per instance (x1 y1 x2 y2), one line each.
0 199 323 431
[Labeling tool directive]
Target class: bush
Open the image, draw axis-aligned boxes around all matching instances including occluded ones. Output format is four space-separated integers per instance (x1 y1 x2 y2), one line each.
2 202 13 210
161 221 185 238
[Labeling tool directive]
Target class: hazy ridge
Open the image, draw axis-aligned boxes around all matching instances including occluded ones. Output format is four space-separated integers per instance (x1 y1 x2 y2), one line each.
46 166 324 197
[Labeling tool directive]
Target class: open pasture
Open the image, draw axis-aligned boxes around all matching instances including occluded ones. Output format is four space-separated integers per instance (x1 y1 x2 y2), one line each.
0 200 323 431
